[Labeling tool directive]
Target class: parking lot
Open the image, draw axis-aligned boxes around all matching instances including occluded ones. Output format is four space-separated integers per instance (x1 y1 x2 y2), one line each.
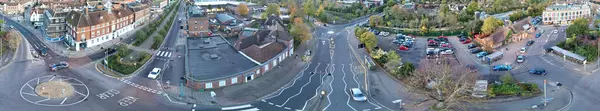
377 33 427 65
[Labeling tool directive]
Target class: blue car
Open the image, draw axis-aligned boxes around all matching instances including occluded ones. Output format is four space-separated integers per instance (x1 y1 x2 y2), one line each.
476 52 489 58
493 65 512 71
529 68 546 75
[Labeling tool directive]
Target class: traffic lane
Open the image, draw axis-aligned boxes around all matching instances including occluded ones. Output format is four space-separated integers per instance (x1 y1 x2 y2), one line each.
129 58 165 88
164 15 181 47
161 53 185 85
252 101 292 111
4 17 47 53
524 56 583 87
325 51 355 111
264 61 324 107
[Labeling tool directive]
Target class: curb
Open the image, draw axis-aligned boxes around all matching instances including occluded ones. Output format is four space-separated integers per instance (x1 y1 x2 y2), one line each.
557 87 573 111
0 29 23 71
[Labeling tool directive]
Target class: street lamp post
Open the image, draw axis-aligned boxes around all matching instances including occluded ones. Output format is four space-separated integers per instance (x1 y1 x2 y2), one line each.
364 56 368 94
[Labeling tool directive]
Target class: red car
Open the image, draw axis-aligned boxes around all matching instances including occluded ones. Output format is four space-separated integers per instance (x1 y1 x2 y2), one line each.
462 39 471 44
399 45 409 51
441 43 452 48
438 36 447 39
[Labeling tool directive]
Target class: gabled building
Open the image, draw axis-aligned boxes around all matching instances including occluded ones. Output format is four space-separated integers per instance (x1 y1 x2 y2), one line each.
233 15 293 68
111 2 135 37
2 0 28 15
509 17 535 42
186 6 211 37
127 2 150 27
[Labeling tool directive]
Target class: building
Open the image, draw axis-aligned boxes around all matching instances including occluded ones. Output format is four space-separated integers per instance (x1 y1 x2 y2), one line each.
474 27 510 50
184 15 293 90
39 1 85 11
127 2 151 27
111 3 135 37
43 9 69 42
3 1 26 15
509 17 535 42
186 6 211 37
542 3 591 25
30 9 44 28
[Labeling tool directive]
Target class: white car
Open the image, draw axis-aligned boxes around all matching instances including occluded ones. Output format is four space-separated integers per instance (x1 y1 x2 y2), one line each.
148 68 162 79
520 47 527 53
517 55 524 63
440 50 454 55
553 30 558 34
350 88 367 101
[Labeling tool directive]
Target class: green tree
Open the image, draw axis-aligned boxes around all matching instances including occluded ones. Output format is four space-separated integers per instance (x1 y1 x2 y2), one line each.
466 1 479 15
360 32 378 50
369 15 383 27
355 28 367 37
262 3 281 19
420 18 429 34
481 17 504 35
386 50 400 61
397 62 414 77
566 18 590 38
371 49 385 60
303 0 316 17
237 3 249 16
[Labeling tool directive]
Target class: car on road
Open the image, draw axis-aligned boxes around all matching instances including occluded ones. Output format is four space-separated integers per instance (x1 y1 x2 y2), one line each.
493 65 512 71
40 48 48 56
467 44 478 49
516 55 524 63
529 68 546 75
536 33 542 38
526 40 534 46
148 68 162 79
471 48 483 54
49 61 69 71
520 47 527 53
350 88 367 101
553 30 558 34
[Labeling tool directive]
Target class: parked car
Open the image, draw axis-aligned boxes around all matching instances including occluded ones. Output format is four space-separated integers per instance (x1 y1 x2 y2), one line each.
428 41 438 47
148 68 162 79
529 68 547 75
350 88 367 101
520 47 527 53
440 49 454 55
393 39 404 44
461 39 471 44
535 33 541 38
441 42 451 48
526 40 534 46
399 45 409 51
402 42 413 48
517 55 524 63
467 44 478 49
476 52 489 58
470 48 483 54
493 65 512 71
40 48 48 56
49 61 69 71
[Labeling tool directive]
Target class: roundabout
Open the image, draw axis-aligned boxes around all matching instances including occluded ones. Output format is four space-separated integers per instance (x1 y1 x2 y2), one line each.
20 75 90 106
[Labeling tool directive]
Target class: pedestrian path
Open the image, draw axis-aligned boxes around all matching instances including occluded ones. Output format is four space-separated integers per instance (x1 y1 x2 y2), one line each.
221 104 259 111
156 51 172 58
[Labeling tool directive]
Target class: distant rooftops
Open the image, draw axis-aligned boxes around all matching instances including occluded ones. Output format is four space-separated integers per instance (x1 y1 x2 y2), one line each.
193 0 256 6
546 3 590 11
185 36 257 81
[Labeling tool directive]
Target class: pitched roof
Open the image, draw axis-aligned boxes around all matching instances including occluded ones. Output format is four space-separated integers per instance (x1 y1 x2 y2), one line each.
66 10 114 28
87 11 114 26
112 7 134 19
511 17 532 33
263 15 284 27
235 29 271 50
240 42 286 63
66 11 84 27
489 27 510 44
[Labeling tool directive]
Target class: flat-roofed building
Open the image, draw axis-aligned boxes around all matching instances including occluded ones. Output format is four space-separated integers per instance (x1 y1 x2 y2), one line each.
542 3 591 25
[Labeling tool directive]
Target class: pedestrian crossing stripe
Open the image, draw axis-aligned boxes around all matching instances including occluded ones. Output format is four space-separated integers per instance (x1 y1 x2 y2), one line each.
156 51 172 58
166 52 172 58
222 104 255 110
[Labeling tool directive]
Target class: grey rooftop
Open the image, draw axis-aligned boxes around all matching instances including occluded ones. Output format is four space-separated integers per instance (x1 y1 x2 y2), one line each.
186 36 257 81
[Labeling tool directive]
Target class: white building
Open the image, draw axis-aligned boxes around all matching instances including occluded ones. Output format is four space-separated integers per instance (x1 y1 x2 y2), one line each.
542 3 591 25
30 9 44 28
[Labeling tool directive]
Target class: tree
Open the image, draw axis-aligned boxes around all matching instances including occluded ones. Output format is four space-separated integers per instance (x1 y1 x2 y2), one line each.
566 18 590 38
508 10 526 22
360 32 378 50
355 28 367 38
262 3 281 19
369 15 383 27
500 72 516 84
290 18 312 44
481 17 504 35
439 4 449 16
237 4 249 16
466 1 479 15
444 14 459 29
405 58 479 109
371 49 385 60
303 0 316 17
420 18 429 34
408 19 419 28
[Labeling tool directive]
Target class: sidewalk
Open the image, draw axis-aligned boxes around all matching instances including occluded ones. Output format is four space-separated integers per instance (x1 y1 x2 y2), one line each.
0 30 22 70
161 41 311 106
541 53 600 74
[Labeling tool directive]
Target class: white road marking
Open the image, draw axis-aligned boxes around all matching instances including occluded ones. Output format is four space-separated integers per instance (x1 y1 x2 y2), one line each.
275 105 282 107
302 71 326 111
239 108 260 111
35 98 50 103
323 64 335 111
166 52 172 57
271 63 314 98
221 104 252 110
48 76 55 81
22 92 37 96
156 51 162 56
281 64 320 106
74 90 86 96
26 83 34 90
284 107 291 110
60 97 68 105
342 64 358 111
268 102 274 105
261 99 266 102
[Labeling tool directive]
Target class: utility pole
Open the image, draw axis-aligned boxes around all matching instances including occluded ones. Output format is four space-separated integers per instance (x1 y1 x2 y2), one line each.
364 55 368 94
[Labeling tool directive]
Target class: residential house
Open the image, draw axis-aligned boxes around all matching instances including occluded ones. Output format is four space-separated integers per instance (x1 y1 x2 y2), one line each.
233 15 293 68
474 27 510 50
509 17 535 42
3 1 26 15
43 9 69 41
111 3 135 37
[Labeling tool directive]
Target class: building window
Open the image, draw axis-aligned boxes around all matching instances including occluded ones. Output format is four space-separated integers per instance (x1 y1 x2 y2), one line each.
205 83 213 89
91 26 94 29
264 64 269 71
97 31 100 36
219 80 226 87
91 32 95 37
231 77 238 84
256 69 260 75
273 59 277 67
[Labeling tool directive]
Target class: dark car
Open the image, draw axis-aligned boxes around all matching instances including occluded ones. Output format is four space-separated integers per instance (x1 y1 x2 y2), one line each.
403 42 413 48
470 48 483 54
49 61 69 71
466 64 477 72
529 68 546 75
467 44 478 49
40 48 48 56
526 40 534 46
459 37 467 42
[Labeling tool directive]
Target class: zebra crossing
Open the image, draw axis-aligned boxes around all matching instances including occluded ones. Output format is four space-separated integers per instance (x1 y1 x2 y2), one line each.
156 51 172 58
221 104 260 111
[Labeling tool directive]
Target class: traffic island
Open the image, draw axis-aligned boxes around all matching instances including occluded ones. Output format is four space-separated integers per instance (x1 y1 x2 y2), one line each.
34 80 75 98
98 45 151 78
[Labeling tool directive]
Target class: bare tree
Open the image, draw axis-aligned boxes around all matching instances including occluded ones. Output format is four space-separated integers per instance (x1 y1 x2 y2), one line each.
405 58 479 110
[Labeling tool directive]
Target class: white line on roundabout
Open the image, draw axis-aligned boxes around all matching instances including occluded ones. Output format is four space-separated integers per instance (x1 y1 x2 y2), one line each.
20 75 89 107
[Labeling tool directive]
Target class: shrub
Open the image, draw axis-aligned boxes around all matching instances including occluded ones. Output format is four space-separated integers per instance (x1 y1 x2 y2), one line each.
500 73 515 84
